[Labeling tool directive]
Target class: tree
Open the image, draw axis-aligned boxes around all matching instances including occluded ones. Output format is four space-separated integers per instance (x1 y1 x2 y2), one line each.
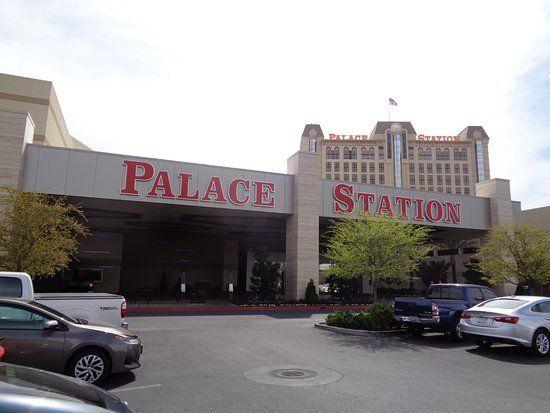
304 279 318 304
461 258 487 286
323 214 432 299
416 260 450 288
249 247 280 300
476 223 550 293
0 186 88 278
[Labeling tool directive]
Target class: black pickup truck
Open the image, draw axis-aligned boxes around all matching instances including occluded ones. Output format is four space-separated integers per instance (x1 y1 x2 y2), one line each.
393 284 497 339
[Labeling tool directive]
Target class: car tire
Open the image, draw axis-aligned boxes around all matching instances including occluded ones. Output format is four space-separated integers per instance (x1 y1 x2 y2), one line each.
475 339 493 349
450 316 463 341
531 329 550 357
67 348 111 384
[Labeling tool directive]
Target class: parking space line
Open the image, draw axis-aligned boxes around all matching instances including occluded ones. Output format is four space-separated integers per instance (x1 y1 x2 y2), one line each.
110 384 162 393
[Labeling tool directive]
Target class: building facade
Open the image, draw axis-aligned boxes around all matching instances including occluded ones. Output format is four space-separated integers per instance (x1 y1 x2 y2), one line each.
0 73 534 299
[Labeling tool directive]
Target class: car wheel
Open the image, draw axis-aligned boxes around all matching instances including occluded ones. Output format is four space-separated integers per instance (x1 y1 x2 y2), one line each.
532 329 550 357
67 348 111 384
475 339 493 349
450 316 463 341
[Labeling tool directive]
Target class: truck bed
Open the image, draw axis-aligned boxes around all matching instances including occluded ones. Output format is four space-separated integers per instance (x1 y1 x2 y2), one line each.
34 293 124 300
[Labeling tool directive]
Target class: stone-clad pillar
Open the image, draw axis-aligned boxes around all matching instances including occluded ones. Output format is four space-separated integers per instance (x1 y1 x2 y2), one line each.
285 147 321 300
0 110 35 188
475 178 520 295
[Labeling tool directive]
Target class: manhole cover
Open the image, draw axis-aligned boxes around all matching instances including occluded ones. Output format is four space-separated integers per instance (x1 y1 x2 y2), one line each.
243 365 342 387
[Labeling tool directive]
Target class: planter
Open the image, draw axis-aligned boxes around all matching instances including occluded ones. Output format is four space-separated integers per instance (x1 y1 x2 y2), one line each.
314 322 406 337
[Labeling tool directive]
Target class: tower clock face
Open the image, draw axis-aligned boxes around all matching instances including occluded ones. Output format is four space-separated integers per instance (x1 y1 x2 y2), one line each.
390 123 402 134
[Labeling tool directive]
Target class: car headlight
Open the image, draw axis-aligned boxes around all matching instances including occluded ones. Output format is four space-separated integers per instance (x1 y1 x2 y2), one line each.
114 335 140 345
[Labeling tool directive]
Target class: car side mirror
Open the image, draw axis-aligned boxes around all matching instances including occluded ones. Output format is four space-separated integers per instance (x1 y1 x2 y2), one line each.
43 320 59 330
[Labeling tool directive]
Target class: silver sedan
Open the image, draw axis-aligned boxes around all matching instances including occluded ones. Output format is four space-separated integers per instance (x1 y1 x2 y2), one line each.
459 296 550 356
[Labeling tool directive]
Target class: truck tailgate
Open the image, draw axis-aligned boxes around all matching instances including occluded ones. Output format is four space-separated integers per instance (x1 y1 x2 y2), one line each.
394 298 433 317
34 292 124 300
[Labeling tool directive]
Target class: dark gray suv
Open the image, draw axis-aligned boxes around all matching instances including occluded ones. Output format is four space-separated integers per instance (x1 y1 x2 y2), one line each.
0 298 141 384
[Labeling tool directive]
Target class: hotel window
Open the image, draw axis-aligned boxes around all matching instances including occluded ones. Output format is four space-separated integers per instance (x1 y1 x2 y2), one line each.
386 130 392 159
436 163 442 174
409 176 415 185
378 145 385 158
445 175 451 186
427 164 433 174
408 146 415 159
344 162 349 172
350 147 357 159
419 186 425 191
454 148 468 161
379 174 385 184
445 163 451 174
428 186 434 192
462 164 468 174
334 163 340 172
419 176 425 185
326 162 331 172
326 174 331 179
361 147 374 160
361 174 368 183
464 187 470 195
454 164 460 174
334 174 340 180
361 162 367 173
369 162 375 173
463 175 469 186
455 176 461 186
456 187 461 194
437 175 443 185
428 175 434 185
351 174 357 182
446 187 452 194
419 148 432 160
402 130 408 159
436 148 450 160
369 174 375 184
419 163 425 173
343 147 351 159
325 147 331 159
352 162 357 173
344 174 349 181
410 186 415 190
437 187 443 193
475 141 485 182
379 163 385 173
333 147 340 159
409 163 415 173
309 139 317 153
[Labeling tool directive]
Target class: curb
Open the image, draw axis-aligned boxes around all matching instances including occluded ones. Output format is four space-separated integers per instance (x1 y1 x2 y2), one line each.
128 304 369 314
314 322 406 337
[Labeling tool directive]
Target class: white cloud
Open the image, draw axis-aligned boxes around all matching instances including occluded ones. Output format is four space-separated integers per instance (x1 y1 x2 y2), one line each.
0 0 548 208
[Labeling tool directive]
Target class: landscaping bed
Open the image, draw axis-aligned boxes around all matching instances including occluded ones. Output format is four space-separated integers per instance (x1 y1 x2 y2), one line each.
320 302 404 333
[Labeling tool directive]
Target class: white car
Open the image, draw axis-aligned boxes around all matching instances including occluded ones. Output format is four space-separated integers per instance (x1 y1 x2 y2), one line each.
459 295 550 356
0 272 127 328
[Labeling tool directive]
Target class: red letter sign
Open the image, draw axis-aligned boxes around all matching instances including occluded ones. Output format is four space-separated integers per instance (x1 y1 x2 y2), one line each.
147 171 175 198
228 179 251 206
394 196 412 219
121 160 154 195
333 184 354 214
253 181 275 207
425 199 444 222
201 177 228 203
356 192 376 214
444 202 462 224
376 194 394 217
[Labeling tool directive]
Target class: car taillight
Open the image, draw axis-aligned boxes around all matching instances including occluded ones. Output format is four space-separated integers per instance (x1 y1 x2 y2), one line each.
492 316 519 324
431 302 439 316
461 312 471 319
121 301 127 319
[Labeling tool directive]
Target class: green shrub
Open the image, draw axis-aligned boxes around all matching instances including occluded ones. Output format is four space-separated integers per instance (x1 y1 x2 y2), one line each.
326 301 397 331
304 279 319 304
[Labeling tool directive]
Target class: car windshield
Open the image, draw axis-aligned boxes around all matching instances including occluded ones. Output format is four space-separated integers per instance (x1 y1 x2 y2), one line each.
0 363 106 408
29 301 79 324
478 298 527 309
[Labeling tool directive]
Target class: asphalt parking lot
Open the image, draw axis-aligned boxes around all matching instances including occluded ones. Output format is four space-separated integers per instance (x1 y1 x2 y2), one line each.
102 312 550 413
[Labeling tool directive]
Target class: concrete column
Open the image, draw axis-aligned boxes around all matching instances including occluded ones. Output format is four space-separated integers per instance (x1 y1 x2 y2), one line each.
285 150 320 300
222 240 239 292
0 110 34 188
475 178 519 295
